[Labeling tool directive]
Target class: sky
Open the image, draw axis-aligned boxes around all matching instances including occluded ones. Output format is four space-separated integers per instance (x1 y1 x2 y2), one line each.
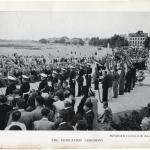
0 12 150 40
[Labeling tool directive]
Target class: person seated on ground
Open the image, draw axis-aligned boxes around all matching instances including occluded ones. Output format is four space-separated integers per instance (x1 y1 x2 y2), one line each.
83 102 94 130
33 108 54 130
64 101 75 125
140 108 150 131
0 95 12 130
75 120 88 130
53 109 74 130
98 102 112 124
5 111 26 130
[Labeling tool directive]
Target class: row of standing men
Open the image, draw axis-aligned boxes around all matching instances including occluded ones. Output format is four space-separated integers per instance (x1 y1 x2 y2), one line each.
5 62 136 104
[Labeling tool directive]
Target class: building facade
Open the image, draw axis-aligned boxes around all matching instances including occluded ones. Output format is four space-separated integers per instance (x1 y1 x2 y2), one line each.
128 31 148 47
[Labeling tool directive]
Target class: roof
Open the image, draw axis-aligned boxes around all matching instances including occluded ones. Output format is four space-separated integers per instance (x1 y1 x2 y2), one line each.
128 31 148 37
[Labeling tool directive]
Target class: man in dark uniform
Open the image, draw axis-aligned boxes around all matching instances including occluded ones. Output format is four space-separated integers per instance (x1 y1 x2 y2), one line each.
101 71 109 102
130 65 136 89
5 76 17 96
124 67 132 92
69 66 76 96
20 75 30 95
118 66 126 95
93 68 99 90
38 73 49 93
85 64 92 92
51 71 58 92
61 68 67 83
20 75 30 101
76 70 84 97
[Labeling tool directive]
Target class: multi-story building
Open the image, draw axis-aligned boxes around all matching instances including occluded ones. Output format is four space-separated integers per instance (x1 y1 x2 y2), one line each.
128 30 148 47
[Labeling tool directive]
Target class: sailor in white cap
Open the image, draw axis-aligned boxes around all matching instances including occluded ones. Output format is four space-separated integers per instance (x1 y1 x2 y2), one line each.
20 75 30 96
61 68 66 72
87 63 91 66
70 66 75 69
38 73 49 92
51 71 58 91
5 76 17 96
41 73 47 78
52 71 58 76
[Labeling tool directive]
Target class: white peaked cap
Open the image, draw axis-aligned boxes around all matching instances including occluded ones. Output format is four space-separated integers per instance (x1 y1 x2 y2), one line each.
70 66 75 68
41 73 47 78
53 71 58 74
61 68 66 71
41 92 49 99
8 76 16 81
22 75 29 79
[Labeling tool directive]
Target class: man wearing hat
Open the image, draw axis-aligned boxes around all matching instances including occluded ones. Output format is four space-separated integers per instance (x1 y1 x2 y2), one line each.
85 64 92 93
69 66 76 96
124 67 132 93
20 75 30 96
38 73 49 93
101 70 109 102
5 76 17 96
118 66 126 95
51 71 58 92
76 71 84 97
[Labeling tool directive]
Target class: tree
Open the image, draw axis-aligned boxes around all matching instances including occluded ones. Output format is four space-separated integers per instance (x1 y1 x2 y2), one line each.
88 36 128 48
39 38 49 44
78 39 85 45
54 38 66 44
89 37 100 46
144 37 150 49
109 35 129 48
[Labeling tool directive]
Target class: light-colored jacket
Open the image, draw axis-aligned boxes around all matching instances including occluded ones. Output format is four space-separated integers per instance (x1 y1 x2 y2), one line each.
33 117 54 130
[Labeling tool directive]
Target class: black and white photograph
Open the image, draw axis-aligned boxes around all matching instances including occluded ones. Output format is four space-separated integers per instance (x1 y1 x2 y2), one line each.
0 3 150 134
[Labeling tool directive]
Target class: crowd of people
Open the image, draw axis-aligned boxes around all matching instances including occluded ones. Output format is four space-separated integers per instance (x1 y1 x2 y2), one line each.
0 48 149 131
